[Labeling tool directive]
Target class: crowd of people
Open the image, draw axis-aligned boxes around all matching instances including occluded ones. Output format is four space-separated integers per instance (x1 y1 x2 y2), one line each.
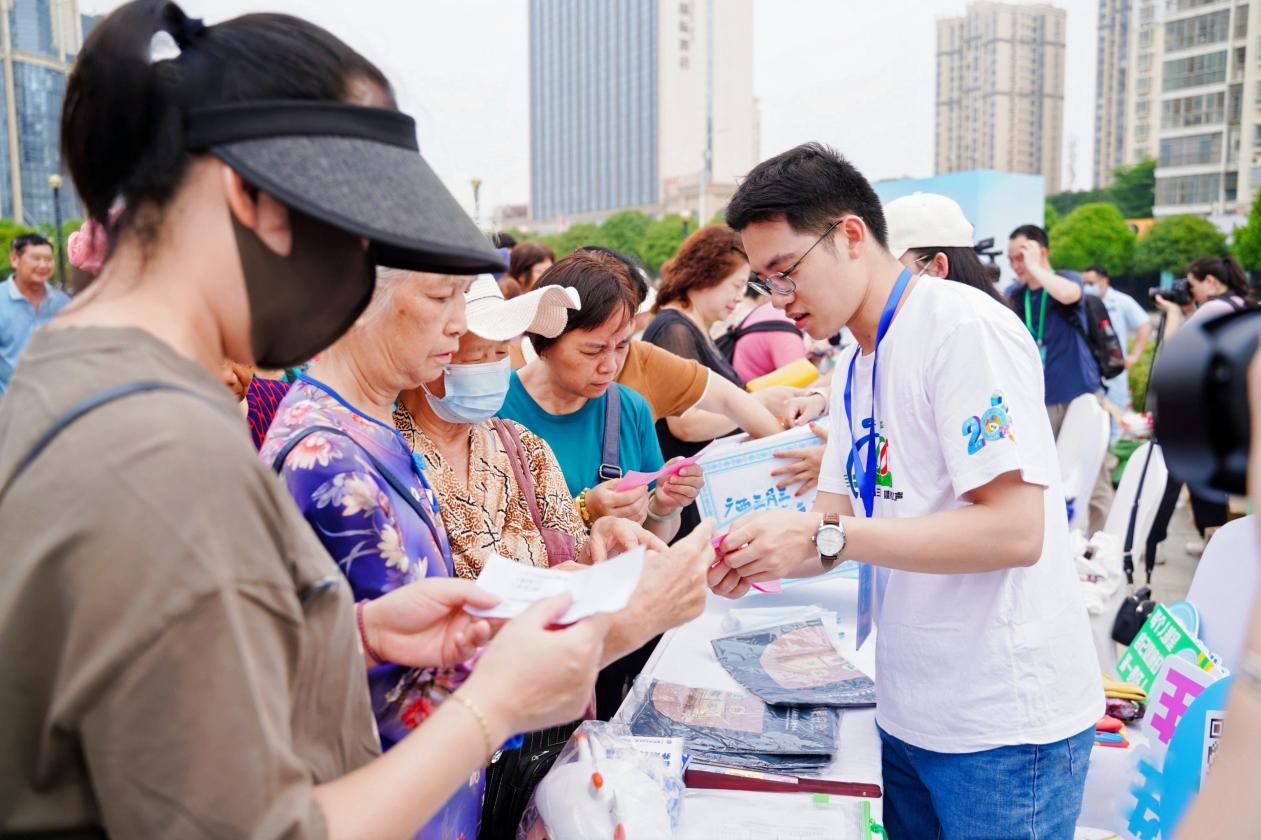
0 2 1256 839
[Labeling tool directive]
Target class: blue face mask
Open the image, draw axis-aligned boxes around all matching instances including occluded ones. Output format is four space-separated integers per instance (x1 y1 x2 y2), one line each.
424 357 512 424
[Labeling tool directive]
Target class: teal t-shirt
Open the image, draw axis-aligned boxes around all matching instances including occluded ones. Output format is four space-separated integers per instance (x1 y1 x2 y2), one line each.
499 372 665 497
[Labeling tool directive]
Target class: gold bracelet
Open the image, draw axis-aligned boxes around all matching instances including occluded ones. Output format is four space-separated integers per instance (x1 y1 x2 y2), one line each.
449 692 495 766
576 488 593 527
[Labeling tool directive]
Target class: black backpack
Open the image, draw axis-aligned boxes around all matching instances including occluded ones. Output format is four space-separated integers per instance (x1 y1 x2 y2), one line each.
1061 293 1128 381
715 311 802 364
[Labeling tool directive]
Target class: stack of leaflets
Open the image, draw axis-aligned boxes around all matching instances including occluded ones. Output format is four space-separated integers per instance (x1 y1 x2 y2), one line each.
710 619 876 708
625 680 838 773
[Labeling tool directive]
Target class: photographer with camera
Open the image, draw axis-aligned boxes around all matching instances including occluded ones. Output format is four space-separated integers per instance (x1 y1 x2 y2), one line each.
1153 255 1253 338
1147 256 1255 559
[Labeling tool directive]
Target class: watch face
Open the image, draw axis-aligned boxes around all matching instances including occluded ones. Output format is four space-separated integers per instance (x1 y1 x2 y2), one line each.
816 525 845 557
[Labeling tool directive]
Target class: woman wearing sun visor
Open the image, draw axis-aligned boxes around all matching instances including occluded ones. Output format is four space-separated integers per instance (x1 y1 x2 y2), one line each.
0 2 608 838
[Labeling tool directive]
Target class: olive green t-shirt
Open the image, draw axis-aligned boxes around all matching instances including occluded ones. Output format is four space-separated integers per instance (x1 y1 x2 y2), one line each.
0 327 378 837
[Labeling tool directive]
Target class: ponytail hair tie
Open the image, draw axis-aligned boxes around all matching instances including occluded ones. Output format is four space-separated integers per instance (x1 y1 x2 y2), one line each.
67 207 123 276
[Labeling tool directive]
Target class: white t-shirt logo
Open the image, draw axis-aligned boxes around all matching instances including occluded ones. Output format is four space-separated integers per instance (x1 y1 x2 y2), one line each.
845 419 901 503
962 391 1015 455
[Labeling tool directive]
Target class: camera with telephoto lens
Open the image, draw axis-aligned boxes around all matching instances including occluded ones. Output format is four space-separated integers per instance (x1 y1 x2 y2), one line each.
1148 277 1192 306
1150 308 1261 495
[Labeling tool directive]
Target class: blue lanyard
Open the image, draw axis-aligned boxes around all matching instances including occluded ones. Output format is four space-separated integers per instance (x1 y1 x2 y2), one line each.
297 373 440 514
843 269 912 518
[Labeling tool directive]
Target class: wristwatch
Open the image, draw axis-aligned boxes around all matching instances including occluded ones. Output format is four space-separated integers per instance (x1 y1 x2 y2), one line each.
813 513 846 569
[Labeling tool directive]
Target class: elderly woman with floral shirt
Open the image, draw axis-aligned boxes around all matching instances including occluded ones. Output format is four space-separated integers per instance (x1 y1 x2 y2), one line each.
262 268 716 839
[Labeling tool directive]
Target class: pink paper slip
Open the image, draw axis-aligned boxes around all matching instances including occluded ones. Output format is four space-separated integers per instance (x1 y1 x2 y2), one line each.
614 452 702 491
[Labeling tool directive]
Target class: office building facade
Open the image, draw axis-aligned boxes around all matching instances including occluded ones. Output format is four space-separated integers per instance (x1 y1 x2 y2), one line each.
936 2 1067 195
528 0 756 226
0 0 91 225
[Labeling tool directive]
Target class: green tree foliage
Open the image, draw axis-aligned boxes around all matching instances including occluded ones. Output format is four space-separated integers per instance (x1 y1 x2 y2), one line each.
1129 338 1157 414
536 222 603 260
1048 203 1135 277
1044 201 1059 231
0 219 34 274
597 210 652 263
1046 157 1155 221
1132 214 1228 276
640 214 690 274
1230 187 1261 275
1109 158 1156 218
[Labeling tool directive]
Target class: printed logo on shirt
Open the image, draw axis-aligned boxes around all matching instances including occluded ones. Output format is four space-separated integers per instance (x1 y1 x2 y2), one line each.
846 418 902 502
961 391 1015 455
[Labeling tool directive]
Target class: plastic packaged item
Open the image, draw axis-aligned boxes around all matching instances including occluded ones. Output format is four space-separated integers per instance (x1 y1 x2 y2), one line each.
615 678 838 757
720 604 832 634
517 721 685 839
711 619 876 707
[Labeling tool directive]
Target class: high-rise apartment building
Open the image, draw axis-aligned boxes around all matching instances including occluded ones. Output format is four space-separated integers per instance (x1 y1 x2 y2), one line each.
936 2 1067 195
528 0 757 226
0 0 92 225
1094 0 1164 187
1151 0 1259 218
1095 0 1259 218
1094 0 1132 187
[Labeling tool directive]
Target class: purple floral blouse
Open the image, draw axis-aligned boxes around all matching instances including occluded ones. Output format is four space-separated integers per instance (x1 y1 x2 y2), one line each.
260 376 482 840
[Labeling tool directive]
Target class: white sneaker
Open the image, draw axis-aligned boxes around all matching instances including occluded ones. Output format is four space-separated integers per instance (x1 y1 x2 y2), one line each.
1185 539 1205 557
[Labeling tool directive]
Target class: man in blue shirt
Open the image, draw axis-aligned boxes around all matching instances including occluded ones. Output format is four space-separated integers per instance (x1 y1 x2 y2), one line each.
1083 263 1151 440
1007 225 1112 532
0 233 67 397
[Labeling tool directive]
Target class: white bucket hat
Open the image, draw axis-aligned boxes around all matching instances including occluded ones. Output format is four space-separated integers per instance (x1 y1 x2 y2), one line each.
464 275 581 341
884 192 975 259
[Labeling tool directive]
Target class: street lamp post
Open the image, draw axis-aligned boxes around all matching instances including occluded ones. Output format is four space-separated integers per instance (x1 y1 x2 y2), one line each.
48 174 65 290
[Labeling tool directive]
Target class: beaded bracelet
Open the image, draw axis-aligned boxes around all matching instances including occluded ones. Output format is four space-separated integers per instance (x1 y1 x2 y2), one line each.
355 600 385 666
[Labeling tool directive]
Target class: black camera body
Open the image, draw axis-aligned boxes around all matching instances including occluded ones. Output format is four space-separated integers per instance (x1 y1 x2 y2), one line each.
1151 307 1260 495
1149 277 1192 306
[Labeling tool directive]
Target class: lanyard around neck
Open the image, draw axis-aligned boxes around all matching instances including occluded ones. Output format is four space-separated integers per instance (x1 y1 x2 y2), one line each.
1023 288 1048 345
843 268 912 518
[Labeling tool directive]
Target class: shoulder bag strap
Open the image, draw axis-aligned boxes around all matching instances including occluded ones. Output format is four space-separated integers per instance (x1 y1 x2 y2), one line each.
598 383 622 482
490 419 544 531
0 381 211 505
1121 442 1159 586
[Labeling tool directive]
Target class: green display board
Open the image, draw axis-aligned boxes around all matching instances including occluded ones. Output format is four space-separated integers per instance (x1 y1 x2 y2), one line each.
1115 604 1212 693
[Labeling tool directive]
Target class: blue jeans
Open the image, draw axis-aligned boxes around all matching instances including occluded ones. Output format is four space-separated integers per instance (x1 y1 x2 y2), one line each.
878 725 1094 840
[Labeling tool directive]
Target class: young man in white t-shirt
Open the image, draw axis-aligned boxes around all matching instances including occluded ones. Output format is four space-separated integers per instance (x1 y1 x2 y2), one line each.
712 143 1102 839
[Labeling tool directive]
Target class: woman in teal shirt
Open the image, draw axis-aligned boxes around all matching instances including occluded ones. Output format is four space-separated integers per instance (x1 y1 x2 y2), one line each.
498 251 703 545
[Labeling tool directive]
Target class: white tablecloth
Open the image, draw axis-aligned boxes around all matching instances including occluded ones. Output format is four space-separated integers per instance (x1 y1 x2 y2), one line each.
620 575 884 829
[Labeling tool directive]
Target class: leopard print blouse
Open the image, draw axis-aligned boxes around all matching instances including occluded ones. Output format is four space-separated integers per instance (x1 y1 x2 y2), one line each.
393 406 589 579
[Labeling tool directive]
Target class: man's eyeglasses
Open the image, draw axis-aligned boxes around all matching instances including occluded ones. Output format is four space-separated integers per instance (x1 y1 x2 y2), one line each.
747 219 842 297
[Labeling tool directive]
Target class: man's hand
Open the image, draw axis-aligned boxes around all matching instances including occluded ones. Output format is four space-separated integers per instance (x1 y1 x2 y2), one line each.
715 509 821 588
770 424 828 497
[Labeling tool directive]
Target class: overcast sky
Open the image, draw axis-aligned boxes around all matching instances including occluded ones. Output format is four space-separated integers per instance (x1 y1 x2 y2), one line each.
83 0 1100 218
